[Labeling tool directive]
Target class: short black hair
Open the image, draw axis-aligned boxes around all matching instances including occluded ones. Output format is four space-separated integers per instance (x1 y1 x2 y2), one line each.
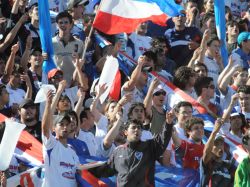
142 50 157 64
207 35 220 46
194 63 208 73
194 76 213 96
56 11 73 24
123 119 143 130
174 101 192 113
185 117 204 137
237 85 250 94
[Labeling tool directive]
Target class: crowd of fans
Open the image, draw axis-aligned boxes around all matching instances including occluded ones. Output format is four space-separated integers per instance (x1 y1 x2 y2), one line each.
0 0 250 186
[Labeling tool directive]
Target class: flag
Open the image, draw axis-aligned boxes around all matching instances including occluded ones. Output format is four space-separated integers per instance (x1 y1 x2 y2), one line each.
38 0 56 75
93 0 183 34
214 0 228 66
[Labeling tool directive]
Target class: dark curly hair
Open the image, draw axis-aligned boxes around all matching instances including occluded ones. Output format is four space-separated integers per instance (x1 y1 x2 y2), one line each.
173 66 196 90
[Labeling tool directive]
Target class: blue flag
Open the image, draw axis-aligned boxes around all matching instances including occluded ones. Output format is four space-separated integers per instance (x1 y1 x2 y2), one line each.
38 0 56 74
214 0 228 66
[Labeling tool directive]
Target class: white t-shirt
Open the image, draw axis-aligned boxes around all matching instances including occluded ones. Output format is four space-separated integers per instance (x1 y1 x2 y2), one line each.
174 123 189 141
94 114 108 147
6 85 26 106
219 86 237 111
126 32 152 60
203 56 220 85
77 130 98 156
42 133 79 187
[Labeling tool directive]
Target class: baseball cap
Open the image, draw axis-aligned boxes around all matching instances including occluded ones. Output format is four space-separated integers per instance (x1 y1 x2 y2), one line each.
48 68 63 79
30 47 42 56
230 112 241 117
237 32 250 45
67 0 89 10
153 84 165 95
19 99 36 108
53 114 71 127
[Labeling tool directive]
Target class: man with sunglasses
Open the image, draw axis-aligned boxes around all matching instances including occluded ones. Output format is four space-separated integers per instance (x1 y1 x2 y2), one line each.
165 11 202 68
194 76 222 118
144 78 167 135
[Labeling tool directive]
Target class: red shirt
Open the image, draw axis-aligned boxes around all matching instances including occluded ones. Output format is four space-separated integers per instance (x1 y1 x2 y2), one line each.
179 140 204 169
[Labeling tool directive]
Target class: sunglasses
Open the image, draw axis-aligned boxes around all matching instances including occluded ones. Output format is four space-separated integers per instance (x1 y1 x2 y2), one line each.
58 20 70 25
52 74 63 79
207 84 215 89
154 91 166 96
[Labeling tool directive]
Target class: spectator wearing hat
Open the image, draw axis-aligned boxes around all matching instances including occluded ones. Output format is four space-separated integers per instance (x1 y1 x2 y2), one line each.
19 99 41 142
67 0 89 41
42 90 80 187
234 130 250 187
200 119 235 187
231 31 250 69
26 47 43 100
52 11 84 85
172 117 205 169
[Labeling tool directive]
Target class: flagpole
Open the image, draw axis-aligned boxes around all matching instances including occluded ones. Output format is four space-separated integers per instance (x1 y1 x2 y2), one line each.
81 0 104 63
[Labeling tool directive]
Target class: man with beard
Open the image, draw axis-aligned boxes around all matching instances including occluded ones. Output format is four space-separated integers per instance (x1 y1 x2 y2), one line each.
200 119 235 187
42 90 80 187
19 99 41 142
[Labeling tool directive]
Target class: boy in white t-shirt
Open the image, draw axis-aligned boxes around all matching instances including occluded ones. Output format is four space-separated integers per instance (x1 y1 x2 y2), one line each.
42 90 80 187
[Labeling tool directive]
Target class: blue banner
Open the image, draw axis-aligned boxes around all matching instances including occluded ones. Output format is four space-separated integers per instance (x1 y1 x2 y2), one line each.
214 0 228 66
38 0 56 74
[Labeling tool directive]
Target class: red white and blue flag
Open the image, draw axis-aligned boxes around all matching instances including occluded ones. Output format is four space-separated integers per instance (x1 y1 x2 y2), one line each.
93 0 183 34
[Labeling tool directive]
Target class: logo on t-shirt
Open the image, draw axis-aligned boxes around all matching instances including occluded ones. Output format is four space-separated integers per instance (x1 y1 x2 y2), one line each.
135 151 143 160
62 171 75 180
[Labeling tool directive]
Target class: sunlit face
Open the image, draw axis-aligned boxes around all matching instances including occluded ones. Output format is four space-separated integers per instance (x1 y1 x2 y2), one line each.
212 140 224 158
194 66 207 77
233 71 248 86
55 119 71 139
227 24 239 37
29 51 43 68
20 105 37 122
69 115 77 133
57 17 73 34
187 123 204 142
238 92 250 112
130 106 145 122
207 40 220 58
230 115 242 132
153 89 166 107
124 123 142 142
57 97 71 112
176 106 193 124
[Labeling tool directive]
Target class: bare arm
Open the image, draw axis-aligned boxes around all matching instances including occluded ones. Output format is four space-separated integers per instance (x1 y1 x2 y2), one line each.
123 55 146 91
20 35 32 72
222 93 239 122
171 127 182 148
103 114 124 149
74 88 85 117
0 14 28 53
51 80 67 114
11 0 20 14
3 43 19 80
42 90 54 139
90 84 108 123
202 119 224 165
22 74 32 99
73 57 89 90
143 78 160 118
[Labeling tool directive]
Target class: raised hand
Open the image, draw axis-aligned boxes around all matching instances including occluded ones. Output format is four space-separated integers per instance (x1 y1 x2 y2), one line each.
11 42 19 54
58 80 67 92
97 83 108 97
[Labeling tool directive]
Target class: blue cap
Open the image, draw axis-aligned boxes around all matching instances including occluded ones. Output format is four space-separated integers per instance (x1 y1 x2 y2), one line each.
237 32 250 45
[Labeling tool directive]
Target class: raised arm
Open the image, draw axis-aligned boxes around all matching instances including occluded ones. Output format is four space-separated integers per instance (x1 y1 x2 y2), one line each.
202 118 224 165
123 55 146 91
222 93 239 122
103 113 124 149
22 74 32 99
90 84 108 123
20 35 32 72
42 90 54 139
0 14 28 53
219 63 240 95
2 43 19 83
152 110 174 159
143 78 160 118
51 80 67 114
